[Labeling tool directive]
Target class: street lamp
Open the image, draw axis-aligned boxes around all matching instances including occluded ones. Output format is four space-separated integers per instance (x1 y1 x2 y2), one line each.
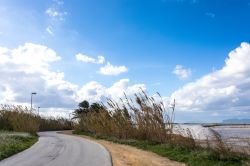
38 106 40 115
30 92 37 112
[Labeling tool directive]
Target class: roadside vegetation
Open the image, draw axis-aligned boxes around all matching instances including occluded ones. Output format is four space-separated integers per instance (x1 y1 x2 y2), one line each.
0 105 73 133
0 105 73 160
0 131 37 161
73 90 250 166
1 91 249 165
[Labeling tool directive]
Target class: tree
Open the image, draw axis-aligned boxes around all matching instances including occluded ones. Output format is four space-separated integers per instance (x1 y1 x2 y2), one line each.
89 103 105 113
79 100 89 110
73 100 90 119
73 100 106 119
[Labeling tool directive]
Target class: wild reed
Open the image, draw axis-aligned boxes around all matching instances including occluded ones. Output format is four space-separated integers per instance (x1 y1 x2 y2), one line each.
74 89 250 162
0 105 39 134
75 89 179 143
0 105 73 134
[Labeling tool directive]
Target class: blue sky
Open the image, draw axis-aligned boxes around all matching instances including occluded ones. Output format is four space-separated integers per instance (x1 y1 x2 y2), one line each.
0 0 250 122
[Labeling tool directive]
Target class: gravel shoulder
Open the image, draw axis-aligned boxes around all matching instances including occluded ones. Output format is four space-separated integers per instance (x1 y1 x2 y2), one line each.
64 131 185 166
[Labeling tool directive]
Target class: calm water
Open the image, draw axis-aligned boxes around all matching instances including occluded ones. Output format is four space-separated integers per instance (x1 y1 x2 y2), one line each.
212 126 250 138
211 126 250 146
175 124 250 147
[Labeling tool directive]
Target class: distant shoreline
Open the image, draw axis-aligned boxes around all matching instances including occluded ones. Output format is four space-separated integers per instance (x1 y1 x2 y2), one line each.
171 123 250 127
201 124 250 127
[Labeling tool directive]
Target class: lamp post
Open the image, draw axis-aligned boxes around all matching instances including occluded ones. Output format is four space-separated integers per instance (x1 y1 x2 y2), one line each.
38 106 40 115
30 92 37 112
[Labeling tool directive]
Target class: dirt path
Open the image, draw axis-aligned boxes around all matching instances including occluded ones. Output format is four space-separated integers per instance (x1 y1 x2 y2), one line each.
63 131 185 166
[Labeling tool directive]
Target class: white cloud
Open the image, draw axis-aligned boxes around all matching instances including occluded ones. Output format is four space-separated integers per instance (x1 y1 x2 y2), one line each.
0 86 16 103
106 79 146 99
97 56 105 64
45 8 67 20
0 43 77 108
75 53 105 64
76 78 146 103
45 0 67 36
39 107 73 118
173 65 192 79
3 43 61 73
46 26 53 35
171 42 250 115
76 81 106 102
99 62 128 76
76 54 127 76
0 43 144 117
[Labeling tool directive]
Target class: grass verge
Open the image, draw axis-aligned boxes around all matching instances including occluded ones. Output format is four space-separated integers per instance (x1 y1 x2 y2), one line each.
0 131 38 161
74 131 250 166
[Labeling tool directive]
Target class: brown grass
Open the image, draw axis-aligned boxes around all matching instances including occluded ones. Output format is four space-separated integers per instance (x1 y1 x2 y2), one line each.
0 105 73 134
74 90 250 162
75 90 176 144
0 105 39 134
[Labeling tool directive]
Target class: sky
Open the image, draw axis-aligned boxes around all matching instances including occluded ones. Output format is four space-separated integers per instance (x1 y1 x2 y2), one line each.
0 0 250 122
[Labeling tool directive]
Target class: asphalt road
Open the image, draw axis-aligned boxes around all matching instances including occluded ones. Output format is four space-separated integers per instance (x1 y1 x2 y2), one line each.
0 131 112 166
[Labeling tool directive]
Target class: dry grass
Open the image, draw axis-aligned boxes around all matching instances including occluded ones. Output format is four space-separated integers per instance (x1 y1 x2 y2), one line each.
0 105 39 134
75 90 176 143
74 90 250 165
0 105 73 134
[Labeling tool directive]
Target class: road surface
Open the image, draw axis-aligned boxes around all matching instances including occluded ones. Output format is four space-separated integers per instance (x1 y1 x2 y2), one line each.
0 131 112 166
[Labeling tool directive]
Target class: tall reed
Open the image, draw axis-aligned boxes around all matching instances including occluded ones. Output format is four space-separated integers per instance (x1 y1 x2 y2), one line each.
0 105 39 134
75 90 176 143
0 105 73 134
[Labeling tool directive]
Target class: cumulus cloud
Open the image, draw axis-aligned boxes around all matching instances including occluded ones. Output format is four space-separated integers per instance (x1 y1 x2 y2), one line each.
76 78 146 103
75 53 105 64
0 43 77 108
76 54 127 76
173 65 192 79
99 62 128 76
171 42 250 115
76 81 106 102
106 79 146 99
0 43 144 117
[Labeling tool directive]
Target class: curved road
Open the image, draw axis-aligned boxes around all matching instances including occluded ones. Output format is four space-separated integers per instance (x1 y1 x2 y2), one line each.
0 132 112 166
